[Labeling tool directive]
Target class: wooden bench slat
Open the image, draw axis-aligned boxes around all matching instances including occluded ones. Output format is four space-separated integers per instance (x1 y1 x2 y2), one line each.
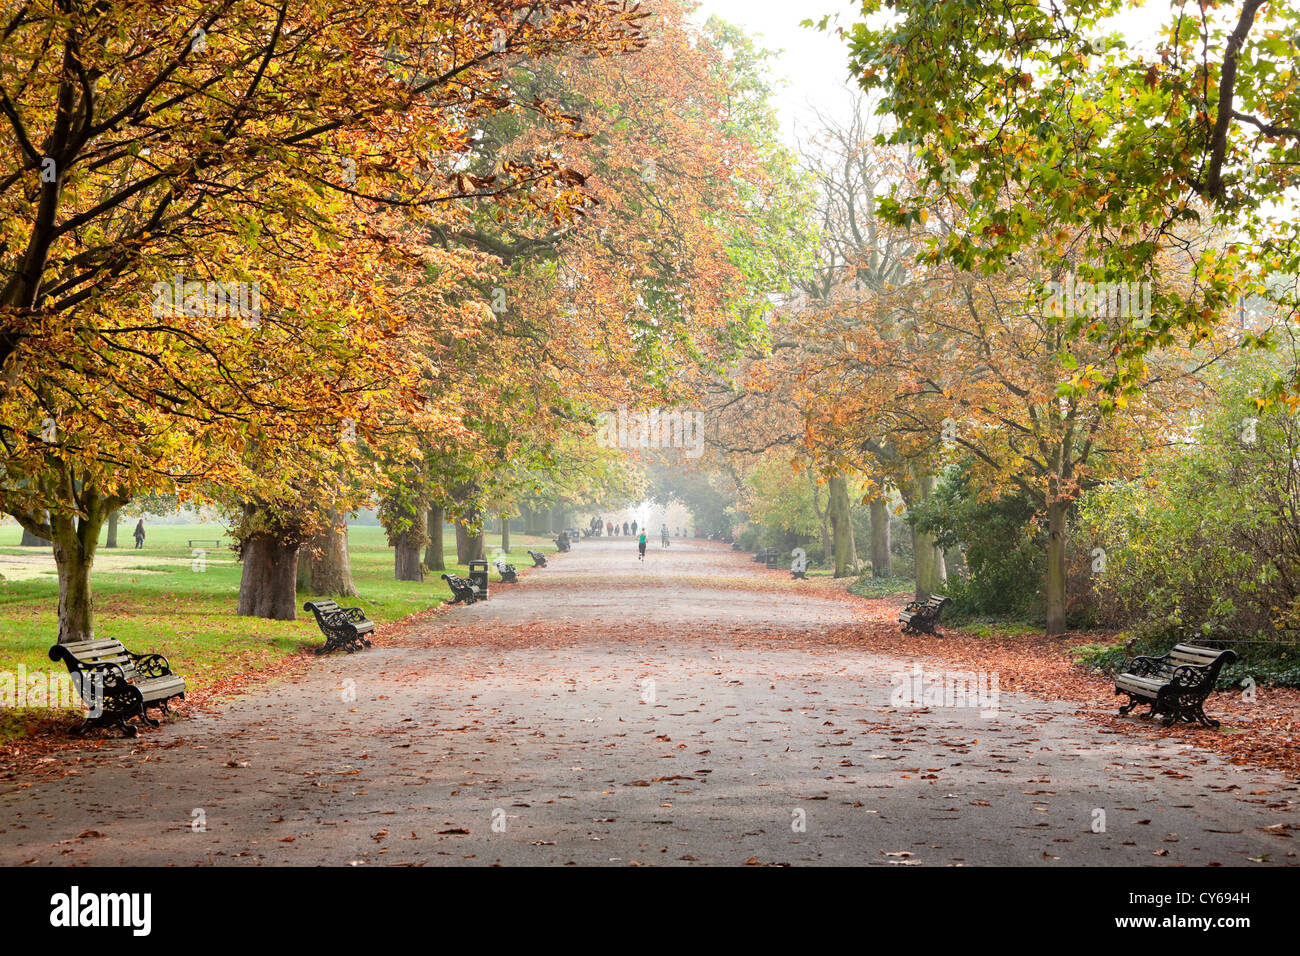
138 677 187 701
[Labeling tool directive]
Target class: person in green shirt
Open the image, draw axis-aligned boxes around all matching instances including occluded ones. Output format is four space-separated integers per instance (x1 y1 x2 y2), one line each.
637 531 647 561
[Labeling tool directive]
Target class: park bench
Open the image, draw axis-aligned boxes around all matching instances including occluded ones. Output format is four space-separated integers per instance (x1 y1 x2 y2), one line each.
528 550 548 567
442 572 479 604
303 600 375 655
494 559 518 583
899 595 951 636
187 538 224 549
1114 643 1238 728
791 568 808 580
554 534 571 553
48 638 186 737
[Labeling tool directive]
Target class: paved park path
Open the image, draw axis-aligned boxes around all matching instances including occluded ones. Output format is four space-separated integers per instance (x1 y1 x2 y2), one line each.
1 540 1295 866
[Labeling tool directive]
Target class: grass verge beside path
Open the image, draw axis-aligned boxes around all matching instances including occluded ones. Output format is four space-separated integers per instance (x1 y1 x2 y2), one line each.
0 523 555 743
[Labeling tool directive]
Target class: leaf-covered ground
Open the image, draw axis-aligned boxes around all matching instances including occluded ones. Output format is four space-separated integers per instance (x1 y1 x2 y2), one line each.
0 539 1295 866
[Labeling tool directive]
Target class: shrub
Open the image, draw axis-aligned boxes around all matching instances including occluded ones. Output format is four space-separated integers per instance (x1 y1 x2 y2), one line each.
910 464 1045 619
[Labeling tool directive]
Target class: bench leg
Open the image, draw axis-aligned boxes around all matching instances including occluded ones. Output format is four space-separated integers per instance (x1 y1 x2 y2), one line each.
1165 696 1220 728
1193 703 1221 729
76 713 138 738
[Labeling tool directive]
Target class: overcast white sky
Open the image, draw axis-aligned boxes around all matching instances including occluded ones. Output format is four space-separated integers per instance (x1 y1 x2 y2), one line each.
690 1 1173 147
690 0 863 145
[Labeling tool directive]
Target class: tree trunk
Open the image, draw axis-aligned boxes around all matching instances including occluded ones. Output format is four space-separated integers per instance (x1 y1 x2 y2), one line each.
394 532 423 582
50 507 108 644
424 505 445 572
20 524 49 546
105 509 119 549
452 484 486 562
828 476 858 578
501 515 511 553
869 498 891 577
455 520 485 564
237 535 301 620
551 507 570 534
309 512 358 596
1045 495 1068 636
810 475 831 562
911 474 948 601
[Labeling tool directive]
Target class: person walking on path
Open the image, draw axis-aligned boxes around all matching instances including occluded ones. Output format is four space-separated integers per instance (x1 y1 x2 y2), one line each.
133 519 146 549
623 521 629 536
637 530 647 562
661 523 670 548
607 520 614 537
631 520 638 537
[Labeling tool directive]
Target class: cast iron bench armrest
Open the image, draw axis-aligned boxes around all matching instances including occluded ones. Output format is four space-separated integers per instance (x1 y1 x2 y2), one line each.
1124 653 1171 677
129 652 173 678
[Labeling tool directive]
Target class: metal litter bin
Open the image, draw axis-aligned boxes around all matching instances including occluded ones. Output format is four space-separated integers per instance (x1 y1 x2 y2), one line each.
468 559 490 601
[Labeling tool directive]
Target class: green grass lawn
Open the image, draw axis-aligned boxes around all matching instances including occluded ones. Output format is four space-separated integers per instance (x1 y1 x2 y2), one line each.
0 522 554 739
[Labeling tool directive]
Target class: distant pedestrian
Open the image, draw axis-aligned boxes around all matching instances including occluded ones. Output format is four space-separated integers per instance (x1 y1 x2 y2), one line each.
133 519 145 549
637 530 647 561
623 521 629 535
661 523 670 548
631 520 638 536
607 520 614 536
